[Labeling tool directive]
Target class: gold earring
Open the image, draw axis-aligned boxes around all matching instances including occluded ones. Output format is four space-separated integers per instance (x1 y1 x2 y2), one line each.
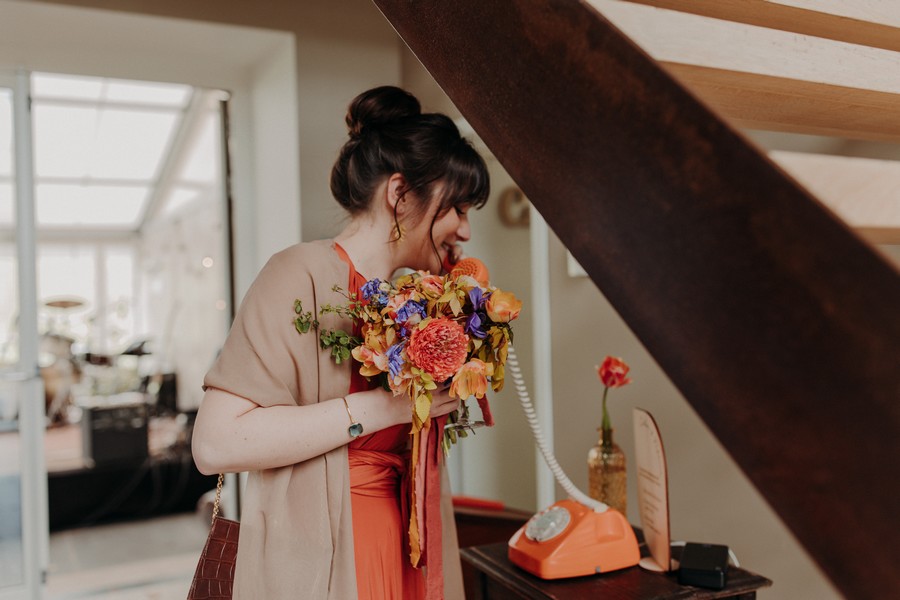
393 221 407 242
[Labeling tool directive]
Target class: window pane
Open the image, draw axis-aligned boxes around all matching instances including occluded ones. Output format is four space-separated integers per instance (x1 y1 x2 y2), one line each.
32 73 190 108
105 80 191 107
159 187 202 218
32 73 103 102
37 245 95 344
34 104 179 181
175 110 220 185
36 184 147 228
33 104 97 179
91 108 179 180
105 245 136 352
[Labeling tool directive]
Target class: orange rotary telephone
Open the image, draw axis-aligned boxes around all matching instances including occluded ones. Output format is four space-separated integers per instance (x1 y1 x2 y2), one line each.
508 498 639 578
505 340 640 578
447 252 640 579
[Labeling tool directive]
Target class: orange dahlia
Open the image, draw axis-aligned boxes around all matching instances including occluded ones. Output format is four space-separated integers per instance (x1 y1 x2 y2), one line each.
407 318 468 382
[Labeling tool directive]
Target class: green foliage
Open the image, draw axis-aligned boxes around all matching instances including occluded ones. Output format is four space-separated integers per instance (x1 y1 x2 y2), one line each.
293 299 318 335
294 294 360 364
319 328 360 365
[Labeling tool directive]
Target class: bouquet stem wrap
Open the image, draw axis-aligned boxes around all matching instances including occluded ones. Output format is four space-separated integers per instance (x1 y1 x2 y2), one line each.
408 414 449 599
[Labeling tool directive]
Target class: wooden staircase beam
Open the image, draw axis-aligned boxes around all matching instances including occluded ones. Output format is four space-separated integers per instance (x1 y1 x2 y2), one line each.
664 65 900 143
621 0 900 54
589 0 900 141
372 1 900 598
770 150 900 244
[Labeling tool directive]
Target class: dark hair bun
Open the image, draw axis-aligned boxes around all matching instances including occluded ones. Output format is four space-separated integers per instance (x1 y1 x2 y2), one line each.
331 85 489 219
346 86 421 139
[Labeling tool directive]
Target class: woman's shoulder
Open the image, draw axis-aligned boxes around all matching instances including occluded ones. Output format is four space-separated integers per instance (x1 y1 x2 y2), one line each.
239 239 346 311
265 239 343 275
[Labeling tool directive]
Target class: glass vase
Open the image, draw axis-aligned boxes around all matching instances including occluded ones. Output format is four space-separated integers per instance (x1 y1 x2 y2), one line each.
587 427 627 516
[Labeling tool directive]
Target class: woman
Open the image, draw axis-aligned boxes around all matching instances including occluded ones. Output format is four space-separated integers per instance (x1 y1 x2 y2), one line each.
192 86 490 599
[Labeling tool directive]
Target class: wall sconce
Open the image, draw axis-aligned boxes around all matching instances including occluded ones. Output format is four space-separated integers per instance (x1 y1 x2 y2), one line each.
498 186 531 228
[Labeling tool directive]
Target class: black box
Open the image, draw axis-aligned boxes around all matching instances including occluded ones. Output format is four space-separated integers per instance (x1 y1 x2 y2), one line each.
678 542 729 589
81 403 149 467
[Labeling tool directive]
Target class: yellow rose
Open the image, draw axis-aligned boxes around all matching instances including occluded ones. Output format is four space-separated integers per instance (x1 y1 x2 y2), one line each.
486 290 522 323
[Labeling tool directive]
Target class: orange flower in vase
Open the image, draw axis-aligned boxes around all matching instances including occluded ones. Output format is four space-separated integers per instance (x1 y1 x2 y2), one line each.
588 355 632 516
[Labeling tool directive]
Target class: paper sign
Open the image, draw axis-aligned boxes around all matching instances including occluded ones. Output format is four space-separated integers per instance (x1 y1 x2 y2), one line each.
633 408 671 572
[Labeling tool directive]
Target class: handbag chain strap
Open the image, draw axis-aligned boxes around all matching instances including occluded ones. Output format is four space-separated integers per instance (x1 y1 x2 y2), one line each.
211 473 224 525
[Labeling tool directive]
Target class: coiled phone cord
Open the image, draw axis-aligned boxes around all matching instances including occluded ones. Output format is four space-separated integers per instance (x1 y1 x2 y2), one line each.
506 343 609 513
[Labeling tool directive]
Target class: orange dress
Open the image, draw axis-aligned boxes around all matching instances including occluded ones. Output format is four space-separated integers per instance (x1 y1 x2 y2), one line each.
335 243 425 600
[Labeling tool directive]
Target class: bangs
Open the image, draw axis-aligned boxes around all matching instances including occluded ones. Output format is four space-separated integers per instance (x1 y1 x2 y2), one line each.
436 145 490 212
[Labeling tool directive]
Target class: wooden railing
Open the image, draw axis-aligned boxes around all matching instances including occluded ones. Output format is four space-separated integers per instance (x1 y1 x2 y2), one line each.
372 1 900 597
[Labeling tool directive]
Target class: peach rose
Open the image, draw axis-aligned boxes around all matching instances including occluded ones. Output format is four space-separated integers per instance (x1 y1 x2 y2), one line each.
419 274 445 298
486 290 522 323
450 359 494 400
351 344 389 377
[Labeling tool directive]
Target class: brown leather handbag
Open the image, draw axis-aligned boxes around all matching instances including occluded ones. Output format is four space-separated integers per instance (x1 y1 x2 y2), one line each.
187 474 240 599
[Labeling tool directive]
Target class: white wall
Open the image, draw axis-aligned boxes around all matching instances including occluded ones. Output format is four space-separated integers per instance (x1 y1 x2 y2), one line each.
879 244 900 268
246 36 301 280
294 31 402 243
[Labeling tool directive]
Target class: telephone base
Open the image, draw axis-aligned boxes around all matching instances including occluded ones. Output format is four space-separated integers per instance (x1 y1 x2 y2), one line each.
508 499 640 579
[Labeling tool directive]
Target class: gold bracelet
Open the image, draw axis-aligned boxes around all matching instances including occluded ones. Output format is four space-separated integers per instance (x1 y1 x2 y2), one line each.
342 397 364 438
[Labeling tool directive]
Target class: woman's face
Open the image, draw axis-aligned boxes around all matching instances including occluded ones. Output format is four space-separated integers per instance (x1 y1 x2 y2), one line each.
404 195 472 274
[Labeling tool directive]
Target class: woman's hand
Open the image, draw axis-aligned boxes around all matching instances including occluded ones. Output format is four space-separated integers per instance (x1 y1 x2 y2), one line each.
337 385 460 430
427 387 460 419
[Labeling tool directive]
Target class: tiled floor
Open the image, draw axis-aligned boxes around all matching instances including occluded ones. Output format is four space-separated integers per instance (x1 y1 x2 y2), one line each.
46 512 208 599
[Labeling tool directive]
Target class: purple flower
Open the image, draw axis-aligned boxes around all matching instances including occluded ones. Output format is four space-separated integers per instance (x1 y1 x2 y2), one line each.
468 287 487 311
396 299 427 325
387 342 406 378
361 279 381 300
465 311 488 339
361 279 388 306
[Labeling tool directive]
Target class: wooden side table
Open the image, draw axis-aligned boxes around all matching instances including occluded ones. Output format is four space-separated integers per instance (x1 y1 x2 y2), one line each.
461 541 772 599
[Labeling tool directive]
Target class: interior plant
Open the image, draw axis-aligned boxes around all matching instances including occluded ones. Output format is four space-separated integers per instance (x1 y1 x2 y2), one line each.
588 355 632 515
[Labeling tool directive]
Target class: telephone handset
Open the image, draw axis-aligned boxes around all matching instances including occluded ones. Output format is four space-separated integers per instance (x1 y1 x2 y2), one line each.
446 251 640 579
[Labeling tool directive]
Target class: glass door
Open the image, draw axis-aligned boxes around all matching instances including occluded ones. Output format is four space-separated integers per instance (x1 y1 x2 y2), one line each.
0 69 48 600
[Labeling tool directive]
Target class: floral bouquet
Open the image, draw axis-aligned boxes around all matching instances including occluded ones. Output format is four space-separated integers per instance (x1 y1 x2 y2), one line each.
296 261 521 570
314 263 521 447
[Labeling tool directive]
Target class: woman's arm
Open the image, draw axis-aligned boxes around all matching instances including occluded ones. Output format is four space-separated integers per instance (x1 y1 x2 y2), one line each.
191 385 460 475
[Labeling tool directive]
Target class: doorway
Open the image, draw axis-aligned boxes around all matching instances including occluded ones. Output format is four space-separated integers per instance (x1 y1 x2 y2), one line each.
0 69 233 595
0 2 300 595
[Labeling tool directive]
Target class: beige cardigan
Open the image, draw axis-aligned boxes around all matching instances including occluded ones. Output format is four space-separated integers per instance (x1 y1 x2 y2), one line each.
204 239 463 599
